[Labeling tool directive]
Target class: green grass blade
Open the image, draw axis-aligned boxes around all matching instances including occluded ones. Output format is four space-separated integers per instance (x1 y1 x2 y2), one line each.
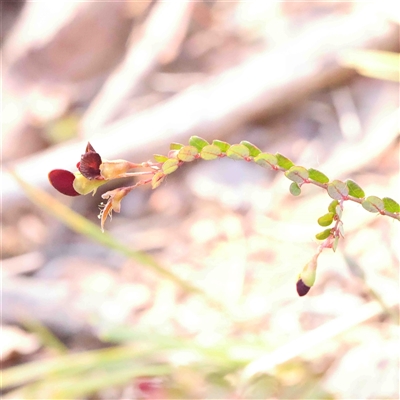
10 171 224 311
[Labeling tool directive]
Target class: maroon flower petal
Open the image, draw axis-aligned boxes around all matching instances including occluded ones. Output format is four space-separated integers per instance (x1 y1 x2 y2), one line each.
78 151 102 180
86 142 96 153
48 169 80 196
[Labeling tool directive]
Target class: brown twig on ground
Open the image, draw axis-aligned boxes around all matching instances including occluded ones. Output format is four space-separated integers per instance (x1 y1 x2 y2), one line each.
80 1 195 134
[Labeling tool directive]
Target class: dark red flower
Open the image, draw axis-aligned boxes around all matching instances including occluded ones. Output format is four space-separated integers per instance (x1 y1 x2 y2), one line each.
48 142 106 196
48 169 80 196
77 142 103 180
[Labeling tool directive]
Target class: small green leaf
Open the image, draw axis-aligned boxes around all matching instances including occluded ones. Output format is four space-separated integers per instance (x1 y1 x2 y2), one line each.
362 196 384 213
318 212 334 227
226 144 250 160
151 171 165 189
177 146 198 162
315 229 332 240
346 179 365 198
254 153 277 169
332 236 339 252
162 159 179 175
284 166 309 184
289 182 301 196
170 142 184 150
153 154 169 163
383 197 400 213
240 141 261 157
200 144 222 160
189 136 209 151
308 168 329 184
212 140 230 153
361 200 378 213
328 200 339 214
327 180 349 200
275 153 294 170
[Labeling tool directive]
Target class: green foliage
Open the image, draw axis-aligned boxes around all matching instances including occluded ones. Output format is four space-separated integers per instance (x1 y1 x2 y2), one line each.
153 154 169 163
240 140 262 157
275 153 294 170
226 144 250 160
285 166 309 184
317 213 334 227
346 179 365 198
162 159 180 174
328 200 339 214
315 229 332 240
146 137 398 280
178 146 198 162
170 142 184 150
327 180 349 200
308 168 329 184
212 140 230 153
152 171 165 189
201 144 222 160
289 182 301 196
362 196 384 213
189 136 210 151
254 152 278 169
383 197 400 213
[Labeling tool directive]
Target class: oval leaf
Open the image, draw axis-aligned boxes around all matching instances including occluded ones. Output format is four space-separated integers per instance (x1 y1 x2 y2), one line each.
383 197 400 213
317 212 334 227
327 180 349 200
153 154 169 163
162 159 179 175
328 200 339 214
308 168 329 184
346 179 365 198
189 136 209 151
289 182 301 196
170 142 184 150
200 144 222 160
240 140 261 157
226 144 250 160
362 200 379 213
285 166 309 184
177 146 198 162
212 140 230 153
275 153 294 170
363 195 384 212
151 171 166 189
254 152 277 169
315 229 332 240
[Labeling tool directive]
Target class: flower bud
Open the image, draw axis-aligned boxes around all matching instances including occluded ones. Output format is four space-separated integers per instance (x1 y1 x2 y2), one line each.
296 253 319 297
100 160 134 180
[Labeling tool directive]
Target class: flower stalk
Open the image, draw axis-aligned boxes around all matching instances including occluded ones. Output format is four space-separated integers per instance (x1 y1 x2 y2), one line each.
48 137 399 296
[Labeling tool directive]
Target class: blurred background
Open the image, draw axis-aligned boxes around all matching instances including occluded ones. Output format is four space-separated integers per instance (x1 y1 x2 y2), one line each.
1 1 399 399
